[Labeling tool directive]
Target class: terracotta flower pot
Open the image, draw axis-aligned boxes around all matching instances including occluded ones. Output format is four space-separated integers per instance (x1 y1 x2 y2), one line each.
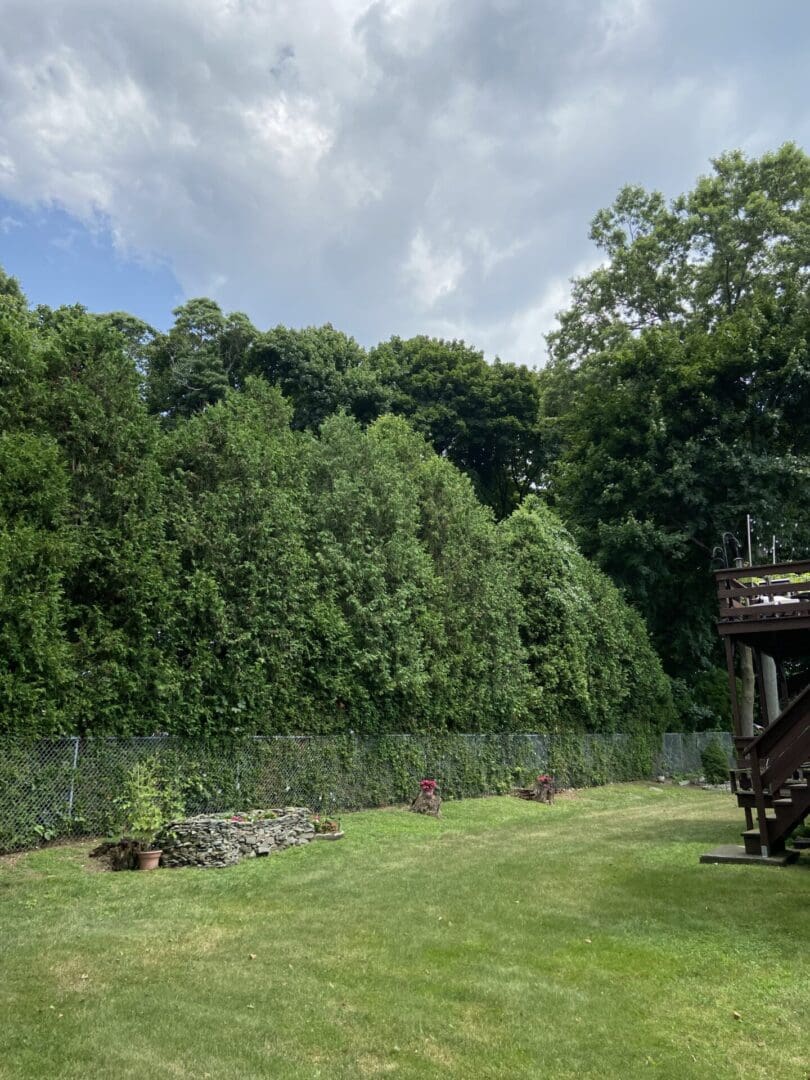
137 849 162 871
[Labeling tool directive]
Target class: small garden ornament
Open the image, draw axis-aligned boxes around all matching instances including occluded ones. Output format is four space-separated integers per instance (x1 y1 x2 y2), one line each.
514 773 556 804
532 774 555 804
311 815 344 840
411 778 442 817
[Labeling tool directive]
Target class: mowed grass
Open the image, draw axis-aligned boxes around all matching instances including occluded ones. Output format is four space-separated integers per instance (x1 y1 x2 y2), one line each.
1 785 808 1080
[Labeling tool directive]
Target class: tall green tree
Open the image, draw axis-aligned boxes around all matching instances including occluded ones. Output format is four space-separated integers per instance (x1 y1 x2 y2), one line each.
541 145 810 720
158 381 320 734
146 298 259 419
0 284 74 732
35 306 173 732
413 440 530 728
307 413 530 731
368 336 546 518
304 412 443 731
501 497 674 736
550 143 810 360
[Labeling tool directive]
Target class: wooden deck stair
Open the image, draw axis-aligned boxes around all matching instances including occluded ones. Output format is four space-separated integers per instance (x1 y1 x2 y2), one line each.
706 560 810 863
730 687 810 856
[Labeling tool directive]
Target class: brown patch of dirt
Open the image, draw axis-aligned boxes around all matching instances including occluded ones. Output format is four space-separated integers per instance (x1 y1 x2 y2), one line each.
83 852 114 872
0 848 32 869
356 1054 398 1075
51 957 106 994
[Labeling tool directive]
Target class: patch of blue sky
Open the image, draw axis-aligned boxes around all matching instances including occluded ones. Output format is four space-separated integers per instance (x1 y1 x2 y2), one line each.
0 198 181 330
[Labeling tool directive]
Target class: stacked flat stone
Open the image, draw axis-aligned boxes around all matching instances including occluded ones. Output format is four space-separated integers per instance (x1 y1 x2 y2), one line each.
155 808 315 869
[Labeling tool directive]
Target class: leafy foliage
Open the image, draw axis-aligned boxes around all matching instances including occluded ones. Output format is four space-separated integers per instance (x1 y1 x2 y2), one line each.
700 738 731 785
114 760 179 847
540 144 810 719
145 309 547 521
367 336 547 518
501 497 675 737
0 264 671 740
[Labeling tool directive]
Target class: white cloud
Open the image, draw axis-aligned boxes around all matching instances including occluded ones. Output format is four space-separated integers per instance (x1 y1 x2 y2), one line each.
404 229 464 308
0 0 807 362
243 96 335 178
422 253 601 368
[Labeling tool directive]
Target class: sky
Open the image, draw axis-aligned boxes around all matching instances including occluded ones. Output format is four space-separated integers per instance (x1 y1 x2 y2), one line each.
0 0 808 368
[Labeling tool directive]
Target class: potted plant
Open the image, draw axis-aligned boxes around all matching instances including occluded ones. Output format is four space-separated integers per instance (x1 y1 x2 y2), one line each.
116 761 168 870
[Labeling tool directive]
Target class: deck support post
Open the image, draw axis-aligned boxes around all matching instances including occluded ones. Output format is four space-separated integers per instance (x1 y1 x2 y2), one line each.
777 661 789 712
739 645 756 738
724 639 741 739
761 653 780 727
753 650 769 729
749 755 770 857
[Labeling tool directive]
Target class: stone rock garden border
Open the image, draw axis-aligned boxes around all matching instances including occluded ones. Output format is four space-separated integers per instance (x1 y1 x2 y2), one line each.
155 808 316 868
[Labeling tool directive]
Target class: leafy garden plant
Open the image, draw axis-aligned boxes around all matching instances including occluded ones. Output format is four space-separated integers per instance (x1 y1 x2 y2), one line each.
700 740 730 785
311 815 341 834
115 760 181 849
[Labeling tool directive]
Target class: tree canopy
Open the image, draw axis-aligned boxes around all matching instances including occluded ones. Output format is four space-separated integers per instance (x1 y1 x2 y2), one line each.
539 144 810 720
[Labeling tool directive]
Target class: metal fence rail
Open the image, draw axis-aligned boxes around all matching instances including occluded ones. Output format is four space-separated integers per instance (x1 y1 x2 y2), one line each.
0 730 732 853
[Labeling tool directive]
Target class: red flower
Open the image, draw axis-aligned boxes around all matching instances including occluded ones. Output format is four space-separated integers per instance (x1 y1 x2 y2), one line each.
420 779 437 793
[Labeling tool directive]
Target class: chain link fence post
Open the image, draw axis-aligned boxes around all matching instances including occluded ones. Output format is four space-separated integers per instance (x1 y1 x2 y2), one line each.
67 736 80 819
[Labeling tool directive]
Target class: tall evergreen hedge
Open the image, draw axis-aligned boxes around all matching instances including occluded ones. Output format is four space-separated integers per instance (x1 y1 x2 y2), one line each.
0 289 673 738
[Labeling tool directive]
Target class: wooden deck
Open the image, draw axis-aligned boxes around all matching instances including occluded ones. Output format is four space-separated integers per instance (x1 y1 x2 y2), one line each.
709 559 810 862
715 559 810 658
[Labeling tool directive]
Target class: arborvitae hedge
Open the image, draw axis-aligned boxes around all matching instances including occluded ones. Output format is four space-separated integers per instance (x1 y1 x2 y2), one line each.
0 291 674 738
500 497 676 737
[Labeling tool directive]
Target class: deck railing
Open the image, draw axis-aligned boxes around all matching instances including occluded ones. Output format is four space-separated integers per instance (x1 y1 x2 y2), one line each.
715 559 810 624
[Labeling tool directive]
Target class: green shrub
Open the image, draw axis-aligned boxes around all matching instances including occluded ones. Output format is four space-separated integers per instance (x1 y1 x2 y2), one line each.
700 739 730 784
500 497 675 738
113 759 184 846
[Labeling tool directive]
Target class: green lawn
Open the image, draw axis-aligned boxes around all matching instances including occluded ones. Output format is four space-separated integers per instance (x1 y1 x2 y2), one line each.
1 785 808 1079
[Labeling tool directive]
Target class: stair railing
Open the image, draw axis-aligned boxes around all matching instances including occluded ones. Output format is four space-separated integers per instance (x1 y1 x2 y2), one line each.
740 683 810 794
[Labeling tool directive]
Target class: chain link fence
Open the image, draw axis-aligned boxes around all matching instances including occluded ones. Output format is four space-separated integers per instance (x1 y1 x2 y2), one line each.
657 731 733 777
0 730 732 853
